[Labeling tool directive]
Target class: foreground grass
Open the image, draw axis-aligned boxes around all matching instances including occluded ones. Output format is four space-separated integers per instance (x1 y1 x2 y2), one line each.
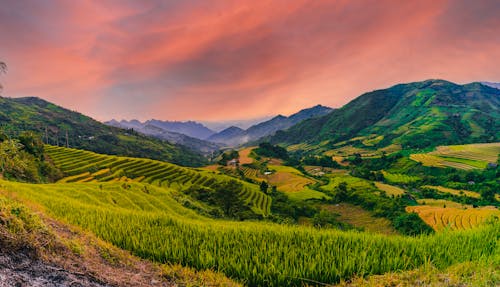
0 193 241 287
2 180 499 286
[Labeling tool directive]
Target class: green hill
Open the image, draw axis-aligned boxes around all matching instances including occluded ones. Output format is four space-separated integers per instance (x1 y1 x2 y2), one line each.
0 96 206 166
270 80 500 150
45 145 271 217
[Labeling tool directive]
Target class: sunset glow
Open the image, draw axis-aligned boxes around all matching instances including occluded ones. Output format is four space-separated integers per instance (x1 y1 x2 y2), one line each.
1 0 499 121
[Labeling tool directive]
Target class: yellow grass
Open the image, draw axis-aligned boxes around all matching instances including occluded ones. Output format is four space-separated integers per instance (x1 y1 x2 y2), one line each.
322 203 397 235
422 185 481 199
238 147 256 165
417 199 471 209
265 165 316 193
374 182 406 196
410 142 500 170
407 205 500 231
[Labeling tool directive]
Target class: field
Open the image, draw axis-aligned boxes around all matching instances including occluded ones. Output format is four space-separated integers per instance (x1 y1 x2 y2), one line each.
410 142 500 170
1 179 499 286
417 199 471 209
321 173 380 195
374 182 406 196
322 203 397 235
242 164 328 201
238 147 256 165
382 171 421 184
407 205 500 231
45 145 272 215
422 185 481 199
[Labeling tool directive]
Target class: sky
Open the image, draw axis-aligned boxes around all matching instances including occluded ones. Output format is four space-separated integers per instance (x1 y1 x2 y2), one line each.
1 0 499 122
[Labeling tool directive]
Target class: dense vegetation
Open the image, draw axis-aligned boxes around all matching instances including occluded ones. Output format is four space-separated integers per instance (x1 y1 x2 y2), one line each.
270 80 500 150
3 180 499 287
0 131 61 182
0 96 206 166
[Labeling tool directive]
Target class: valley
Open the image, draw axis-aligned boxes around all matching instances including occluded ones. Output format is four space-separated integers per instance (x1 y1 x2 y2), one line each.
0 79 499 286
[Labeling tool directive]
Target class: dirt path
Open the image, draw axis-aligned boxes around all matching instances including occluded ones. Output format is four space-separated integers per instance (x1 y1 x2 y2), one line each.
0 251 109 287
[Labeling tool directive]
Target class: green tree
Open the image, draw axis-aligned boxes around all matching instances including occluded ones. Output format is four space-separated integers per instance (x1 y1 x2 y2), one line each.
0 139 34 180
260 181 269 193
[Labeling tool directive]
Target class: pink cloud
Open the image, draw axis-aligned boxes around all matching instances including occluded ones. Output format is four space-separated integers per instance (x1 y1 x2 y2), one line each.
1 0 499 121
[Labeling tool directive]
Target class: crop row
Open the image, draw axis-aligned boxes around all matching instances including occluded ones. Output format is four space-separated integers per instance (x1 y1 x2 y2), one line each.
4 180 499 287
45 145 271 215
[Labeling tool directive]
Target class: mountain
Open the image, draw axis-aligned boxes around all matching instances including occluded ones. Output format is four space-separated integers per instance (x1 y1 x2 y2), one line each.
207 126 247 146
0 96 206 166
481 82 500 90
143 119 215 139
269 80 500 150
207 105 333 146
106 120 222 154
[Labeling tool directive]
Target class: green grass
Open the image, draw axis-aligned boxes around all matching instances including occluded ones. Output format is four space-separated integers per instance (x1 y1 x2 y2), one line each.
2 179 499 286
46 145 271 216
410 142 500 170
382 171 421 184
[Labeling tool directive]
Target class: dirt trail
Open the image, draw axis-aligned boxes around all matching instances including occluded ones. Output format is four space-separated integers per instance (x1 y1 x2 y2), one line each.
0 250 109 287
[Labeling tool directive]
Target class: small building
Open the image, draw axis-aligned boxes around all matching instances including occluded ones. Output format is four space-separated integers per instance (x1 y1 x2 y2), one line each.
487 162 498 169
227 158 239 167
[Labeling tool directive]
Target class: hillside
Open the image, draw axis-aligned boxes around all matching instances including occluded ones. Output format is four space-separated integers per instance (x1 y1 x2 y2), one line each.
107 119 216 140
1 177 498 286
208 105 333 146
270 80 500 150
0 96 206 166
106 120 222 154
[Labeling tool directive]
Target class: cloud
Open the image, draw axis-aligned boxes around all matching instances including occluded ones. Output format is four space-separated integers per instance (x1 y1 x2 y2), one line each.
1 0 499 121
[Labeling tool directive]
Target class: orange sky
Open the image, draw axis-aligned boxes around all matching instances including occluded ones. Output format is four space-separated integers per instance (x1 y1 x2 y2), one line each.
1 0 499 121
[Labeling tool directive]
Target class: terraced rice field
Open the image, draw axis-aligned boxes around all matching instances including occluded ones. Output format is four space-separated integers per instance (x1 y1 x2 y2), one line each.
45 145 271 215
238 147 256 165
417 199 471 209
407 205 500 231
265 165 316 193
241 165 327 200
422 185 481 199
410 142 500 170
321 173 378 194
374 182 406 196
382 171 421 184
322 203 397 235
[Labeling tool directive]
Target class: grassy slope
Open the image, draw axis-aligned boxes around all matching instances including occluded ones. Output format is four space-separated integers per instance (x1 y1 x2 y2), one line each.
45 145 272 216
270 80 500 152
0 96 206 166
411 142 500 170
0 193 240 286
1 179 499 286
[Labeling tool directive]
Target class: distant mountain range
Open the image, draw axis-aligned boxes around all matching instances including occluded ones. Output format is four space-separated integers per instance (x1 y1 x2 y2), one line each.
207 105 333 146
0 97 206 166
109 105 333 148
269 80 500 150
481 82 500 90
106 119 222 154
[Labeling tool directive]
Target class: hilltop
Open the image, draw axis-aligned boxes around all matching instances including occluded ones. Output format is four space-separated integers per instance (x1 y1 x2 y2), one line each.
208 105 333 146
270 80 500 150
0 96 206 166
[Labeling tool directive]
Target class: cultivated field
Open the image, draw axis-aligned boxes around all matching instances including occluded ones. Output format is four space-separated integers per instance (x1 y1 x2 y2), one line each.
422 185 481 199
374 182 406 196
2 179 499 286
322 203 397 235
407 205 500 231
45 145 271 215
410 142 500 170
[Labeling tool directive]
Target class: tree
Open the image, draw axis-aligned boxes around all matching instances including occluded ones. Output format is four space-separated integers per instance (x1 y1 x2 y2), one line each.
0 139 29 178
260 181 269 193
